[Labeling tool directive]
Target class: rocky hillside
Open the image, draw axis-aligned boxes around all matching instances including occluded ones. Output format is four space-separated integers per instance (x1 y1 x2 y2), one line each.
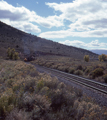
0 21 98 59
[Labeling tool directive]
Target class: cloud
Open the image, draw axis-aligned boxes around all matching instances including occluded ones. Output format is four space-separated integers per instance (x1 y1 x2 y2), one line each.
0 0 41 33
16 22 41 33
45 0 107 38
60 40 87 48
39 29 107 38
1 0 107 38
35 15 63 28
39 30 71 38
59 40 107 49
0 0 63 33
1 19 41 33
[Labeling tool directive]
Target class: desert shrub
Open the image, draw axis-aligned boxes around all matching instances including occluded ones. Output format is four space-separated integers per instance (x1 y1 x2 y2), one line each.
29 70 38 77
45 62 54 68
5 108 31 120
57 82 66 89
44 76 58 89
7 47 19 60
69 68 75 74
39 86 49 95
57 66 69 72
0 92 17 118
18 94 35 112
24 79 36 93
51 64 59 69
57 66 63 71
6 79 14 87
1 58 107 120
84 55 89 62
12 84 20 92
12 52 19 60
91 68 103 78
73 100 104 120
50 89 66 110
76 65 83 70
34 94 50 110
103 74 107 83
98 54 106 61
74 70 83 76
85 67 92 75
31 94 50 120
36 80 44 92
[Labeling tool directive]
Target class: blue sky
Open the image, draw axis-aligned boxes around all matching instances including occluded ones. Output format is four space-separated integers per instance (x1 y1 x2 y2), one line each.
0 0 107 50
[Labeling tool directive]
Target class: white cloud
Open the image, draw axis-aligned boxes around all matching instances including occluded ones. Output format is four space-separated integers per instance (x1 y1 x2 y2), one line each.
1 19 41 33
39 30 71 38
60 40 87 48
59 40 107 49
0 0 63 33
45 0 107 38
15 22 41 33
39 29 107 38
0 0 41 33
34 15 63 28
1 0 107 38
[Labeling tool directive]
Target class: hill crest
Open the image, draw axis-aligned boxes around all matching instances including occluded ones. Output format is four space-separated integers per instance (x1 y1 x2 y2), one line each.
0 21 98 59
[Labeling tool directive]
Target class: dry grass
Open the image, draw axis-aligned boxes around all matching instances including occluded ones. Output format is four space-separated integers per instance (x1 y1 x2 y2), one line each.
0 58 107 120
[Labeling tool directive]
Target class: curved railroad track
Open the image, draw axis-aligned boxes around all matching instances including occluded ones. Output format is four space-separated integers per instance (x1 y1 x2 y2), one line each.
35 65 107 94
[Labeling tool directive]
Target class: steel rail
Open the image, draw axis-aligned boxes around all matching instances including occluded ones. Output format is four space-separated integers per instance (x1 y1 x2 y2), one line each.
42 66 107 87
48 70 107 94
36 65 107 94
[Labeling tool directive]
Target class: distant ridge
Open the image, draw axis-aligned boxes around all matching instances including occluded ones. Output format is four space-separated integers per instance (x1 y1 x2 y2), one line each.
0 21 98 59
91 49 107 55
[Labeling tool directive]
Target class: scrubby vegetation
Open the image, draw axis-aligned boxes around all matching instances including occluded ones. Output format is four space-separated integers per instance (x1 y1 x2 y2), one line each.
31 55 107 83
7 48 20 60
103 74 107 83
84 55 89 62
98 54 107 61
0 59 107 120
91 68 104 78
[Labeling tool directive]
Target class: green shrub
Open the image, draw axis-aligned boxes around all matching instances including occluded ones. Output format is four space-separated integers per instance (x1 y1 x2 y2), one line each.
85 67 92 75
57 66 69 73
103 74 107 83
12 52 19 60
0 93 17 118
57 82 66 89
76 65 83 70
39 86 49 95
92 68 103 78
98 54 106 61
7 48 20 60
74 70 83 76
44 77 58 89
84 55 89 62
36 80 44 92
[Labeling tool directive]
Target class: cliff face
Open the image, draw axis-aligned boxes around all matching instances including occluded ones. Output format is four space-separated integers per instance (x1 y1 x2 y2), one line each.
0 21 98 59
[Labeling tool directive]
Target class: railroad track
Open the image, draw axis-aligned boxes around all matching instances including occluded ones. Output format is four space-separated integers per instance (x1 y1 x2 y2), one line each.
35 65 107 94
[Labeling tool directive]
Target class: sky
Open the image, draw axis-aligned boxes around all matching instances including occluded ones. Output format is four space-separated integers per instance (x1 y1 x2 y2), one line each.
0 0 107 50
